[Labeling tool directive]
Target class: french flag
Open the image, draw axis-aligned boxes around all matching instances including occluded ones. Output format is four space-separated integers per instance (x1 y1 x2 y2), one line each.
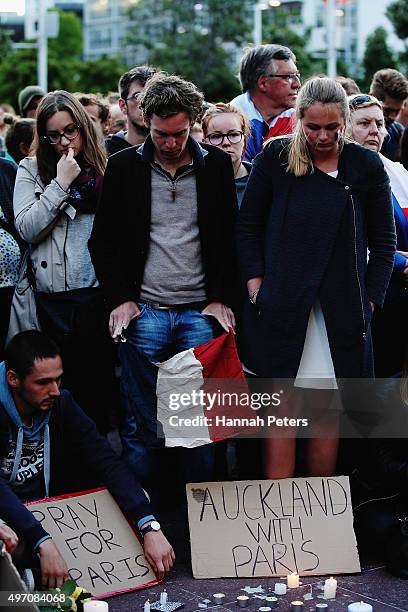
121 330 257 448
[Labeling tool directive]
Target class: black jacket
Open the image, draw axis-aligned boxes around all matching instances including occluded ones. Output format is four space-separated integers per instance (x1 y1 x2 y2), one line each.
104 132 132 157
381 121 404 162
236 139 396 378
0 390 152 553
89 137 238 311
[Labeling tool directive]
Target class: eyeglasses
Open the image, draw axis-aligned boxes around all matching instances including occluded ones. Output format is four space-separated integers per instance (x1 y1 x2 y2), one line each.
125 91 142 103
44 123 80 145
206 131 244 146
266 72 301 84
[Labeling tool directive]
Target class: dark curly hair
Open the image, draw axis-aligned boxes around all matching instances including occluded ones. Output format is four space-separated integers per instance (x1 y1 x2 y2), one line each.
139 73 204 125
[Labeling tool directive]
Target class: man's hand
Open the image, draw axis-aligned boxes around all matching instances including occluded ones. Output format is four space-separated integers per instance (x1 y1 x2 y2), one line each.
0 524 18 553
201 301 235 332
109 301 140 340
38 539 69 588
143 531 175 579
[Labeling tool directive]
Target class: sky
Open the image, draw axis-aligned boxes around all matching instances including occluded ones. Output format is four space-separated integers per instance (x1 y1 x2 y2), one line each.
0 0 25 15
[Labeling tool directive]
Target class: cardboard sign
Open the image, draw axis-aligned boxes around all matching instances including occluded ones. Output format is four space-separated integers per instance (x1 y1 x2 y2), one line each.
26 488 158 598
187 476 360 578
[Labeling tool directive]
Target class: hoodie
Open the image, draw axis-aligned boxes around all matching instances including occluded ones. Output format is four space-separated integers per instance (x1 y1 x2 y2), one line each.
0 362 51 502
104 130 132 157
0 362 155 554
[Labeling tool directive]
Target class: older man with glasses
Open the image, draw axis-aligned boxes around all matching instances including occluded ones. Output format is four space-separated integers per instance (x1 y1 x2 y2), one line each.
231 43 300 162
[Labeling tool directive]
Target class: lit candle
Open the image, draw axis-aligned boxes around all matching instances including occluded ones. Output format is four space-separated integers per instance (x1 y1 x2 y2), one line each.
287 573 300 588
264 596 278 609
213 593 225 605
274 583 287 595
323 576 337 599
348 603 373 612
290 602 304 611
160 591 168 605
83 602 109 611
143 599 151 612
236 595 249 608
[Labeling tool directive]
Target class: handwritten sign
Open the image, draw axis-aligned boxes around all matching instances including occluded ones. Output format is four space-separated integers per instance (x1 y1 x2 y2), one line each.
187 476 360 578
26 488 158 597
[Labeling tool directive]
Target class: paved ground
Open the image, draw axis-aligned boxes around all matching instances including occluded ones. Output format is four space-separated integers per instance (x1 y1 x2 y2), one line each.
106 556 408 612
104 521 408 612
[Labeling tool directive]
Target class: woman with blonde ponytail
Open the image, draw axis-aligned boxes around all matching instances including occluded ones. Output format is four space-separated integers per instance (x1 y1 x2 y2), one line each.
237 76 396 479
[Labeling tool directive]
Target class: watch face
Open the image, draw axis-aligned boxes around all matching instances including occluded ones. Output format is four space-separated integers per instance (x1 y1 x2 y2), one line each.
151 520 161 531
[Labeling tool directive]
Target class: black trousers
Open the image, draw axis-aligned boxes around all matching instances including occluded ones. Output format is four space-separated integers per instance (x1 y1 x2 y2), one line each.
0 285 14 362
36 288 118 434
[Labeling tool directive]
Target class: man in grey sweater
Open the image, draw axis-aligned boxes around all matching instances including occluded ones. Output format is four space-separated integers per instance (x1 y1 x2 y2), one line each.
89 73 238 488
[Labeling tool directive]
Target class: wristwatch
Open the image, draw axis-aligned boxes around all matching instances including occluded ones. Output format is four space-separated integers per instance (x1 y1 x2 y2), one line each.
140 520 161 537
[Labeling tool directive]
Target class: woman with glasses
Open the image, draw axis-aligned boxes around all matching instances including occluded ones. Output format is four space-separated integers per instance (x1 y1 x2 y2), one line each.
237 77 396 479
11 90 114 433
348 93 408 376
202 103 252 208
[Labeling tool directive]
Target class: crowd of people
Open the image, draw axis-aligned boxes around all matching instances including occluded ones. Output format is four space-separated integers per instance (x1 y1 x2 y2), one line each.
2 43 408 586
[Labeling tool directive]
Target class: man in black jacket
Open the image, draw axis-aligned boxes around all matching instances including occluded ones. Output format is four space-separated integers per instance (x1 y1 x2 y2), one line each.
105 65 157 156
89 73 238 486
0 331 174 588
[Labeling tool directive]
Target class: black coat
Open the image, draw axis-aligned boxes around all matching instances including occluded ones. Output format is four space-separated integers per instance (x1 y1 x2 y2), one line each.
236 140 396 378
0 390 152 553
89 138 238 311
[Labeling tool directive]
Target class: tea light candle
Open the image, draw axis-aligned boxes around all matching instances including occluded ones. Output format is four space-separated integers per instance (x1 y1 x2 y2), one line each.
84 603 109 612
315 605 329 611
323 576 337 599
237 595 249 608
213 593 225 605
348 603 373 612
287 573 300 588
258 607 271 612
290 602 304 611
274 583 287 595
143 600 150 612
264 596 278 609
160 591 168 605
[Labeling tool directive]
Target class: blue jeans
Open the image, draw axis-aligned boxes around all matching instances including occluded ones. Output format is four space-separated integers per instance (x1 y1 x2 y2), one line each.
119 304 216 487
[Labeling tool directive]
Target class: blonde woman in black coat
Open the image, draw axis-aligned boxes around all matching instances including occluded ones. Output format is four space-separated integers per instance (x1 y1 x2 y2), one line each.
236 77 396 479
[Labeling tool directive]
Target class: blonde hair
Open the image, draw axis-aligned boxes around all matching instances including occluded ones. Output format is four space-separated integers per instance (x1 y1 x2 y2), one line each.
287 76 350 177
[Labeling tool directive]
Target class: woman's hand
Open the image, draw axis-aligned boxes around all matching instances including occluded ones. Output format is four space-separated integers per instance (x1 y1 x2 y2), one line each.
56 148 81 191
247 277 263 304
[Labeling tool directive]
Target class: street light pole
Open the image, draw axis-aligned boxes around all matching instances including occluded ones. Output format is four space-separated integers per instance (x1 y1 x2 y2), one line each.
253 3 262 45
37 0 48 91
326 0 337 77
